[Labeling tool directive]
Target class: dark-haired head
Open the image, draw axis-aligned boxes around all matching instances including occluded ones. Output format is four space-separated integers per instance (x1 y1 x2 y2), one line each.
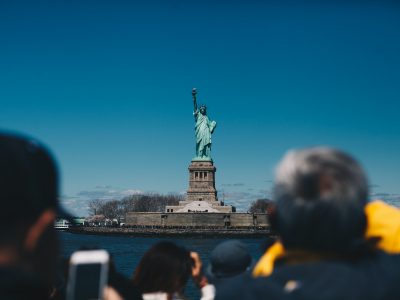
0 132 61 286
133 241 192 294
273 147 369 255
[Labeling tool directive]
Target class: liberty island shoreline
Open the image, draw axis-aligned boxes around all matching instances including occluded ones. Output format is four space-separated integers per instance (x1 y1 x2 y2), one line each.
68 226 272 238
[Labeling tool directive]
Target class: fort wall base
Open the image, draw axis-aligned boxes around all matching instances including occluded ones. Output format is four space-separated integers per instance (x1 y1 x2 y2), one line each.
125 212 269 229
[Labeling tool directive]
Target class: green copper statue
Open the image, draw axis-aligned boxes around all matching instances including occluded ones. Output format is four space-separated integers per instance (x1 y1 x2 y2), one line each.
192 88 217 160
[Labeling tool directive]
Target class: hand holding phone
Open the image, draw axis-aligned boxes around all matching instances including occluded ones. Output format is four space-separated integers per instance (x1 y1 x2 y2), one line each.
66 250 110 300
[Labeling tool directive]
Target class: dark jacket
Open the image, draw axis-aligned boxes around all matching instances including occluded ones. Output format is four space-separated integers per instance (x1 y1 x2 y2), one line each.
0 266 50 300
216 251 400 300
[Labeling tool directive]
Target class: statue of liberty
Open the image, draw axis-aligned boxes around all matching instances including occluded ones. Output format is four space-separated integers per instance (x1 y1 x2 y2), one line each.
192 88 217 160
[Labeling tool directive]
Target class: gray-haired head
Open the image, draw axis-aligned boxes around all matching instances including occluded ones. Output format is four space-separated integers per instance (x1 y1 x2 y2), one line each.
273 147 369 254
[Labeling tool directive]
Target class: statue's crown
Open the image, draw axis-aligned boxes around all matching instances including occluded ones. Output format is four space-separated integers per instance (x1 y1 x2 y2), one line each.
200 104 207 109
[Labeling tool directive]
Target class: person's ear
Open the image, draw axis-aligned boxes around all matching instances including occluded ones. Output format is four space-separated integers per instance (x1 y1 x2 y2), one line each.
24 209 56 252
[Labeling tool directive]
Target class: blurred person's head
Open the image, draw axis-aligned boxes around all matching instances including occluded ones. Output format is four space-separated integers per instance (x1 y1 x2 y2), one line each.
0 132 64 285
206 240 252 285
273 147 369 255
133 241 192 295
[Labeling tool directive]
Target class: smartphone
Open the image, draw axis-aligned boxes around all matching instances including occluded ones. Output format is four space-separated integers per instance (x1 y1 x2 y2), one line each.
66 250 110 300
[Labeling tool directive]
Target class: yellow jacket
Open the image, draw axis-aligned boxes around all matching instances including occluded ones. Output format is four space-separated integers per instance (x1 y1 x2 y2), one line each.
253 200 400 277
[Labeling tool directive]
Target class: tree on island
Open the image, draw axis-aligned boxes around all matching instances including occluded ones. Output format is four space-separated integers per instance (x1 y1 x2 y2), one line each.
87 193 183 219
248 198 274 214
88 199 123 220
122 193 183 212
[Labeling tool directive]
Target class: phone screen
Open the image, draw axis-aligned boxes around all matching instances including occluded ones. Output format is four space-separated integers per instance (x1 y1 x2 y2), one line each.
72 263 102 300
67 250 109 300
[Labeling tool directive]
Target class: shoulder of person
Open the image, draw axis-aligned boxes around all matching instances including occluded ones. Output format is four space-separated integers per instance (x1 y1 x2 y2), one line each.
215 274 283 300
355 251 400 299
353 250 400 270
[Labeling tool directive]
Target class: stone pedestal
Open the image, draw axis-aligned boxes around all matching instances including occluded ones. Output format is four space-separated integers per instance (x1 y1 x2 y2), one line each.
186 160 218 202
166 160 234 213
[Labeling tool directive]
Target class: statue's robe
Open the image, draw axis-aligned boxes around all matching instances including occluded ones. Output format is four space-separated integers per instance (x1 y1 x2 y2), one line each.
194 111 216 157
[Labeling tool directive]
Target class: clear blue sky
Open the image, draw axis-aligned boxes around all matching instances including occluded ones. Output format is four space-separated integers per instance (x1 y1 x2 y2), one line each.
1 1 399 216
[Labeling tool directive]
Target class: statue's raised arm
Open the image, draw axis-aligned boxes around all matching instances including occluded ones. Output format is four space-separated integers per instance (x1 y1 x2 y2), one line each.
192 88 198 113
